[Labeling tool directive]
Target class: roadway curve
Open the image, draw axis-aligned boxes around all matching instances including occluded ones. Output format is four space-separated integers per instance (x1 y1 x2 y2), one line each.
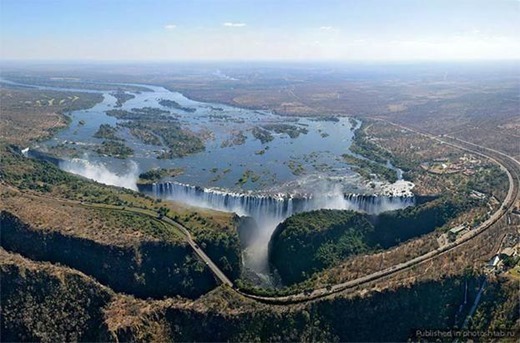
234 121 520 304
7 122 518 304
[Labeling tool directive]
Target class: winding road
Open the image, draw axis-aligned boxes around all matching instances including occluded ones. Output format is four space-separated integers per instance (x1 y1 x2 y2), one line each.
204 121 519 304
89 121 519 304
6 121 518 305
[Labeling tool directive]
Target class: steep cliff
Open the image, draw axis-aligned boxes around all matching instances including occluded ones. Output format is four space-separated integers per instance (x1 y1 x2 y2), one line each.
109 276 485 342
269 210 374 284
0 211 217 299
0 248 113 342
269 198 470 285
3 247 515 342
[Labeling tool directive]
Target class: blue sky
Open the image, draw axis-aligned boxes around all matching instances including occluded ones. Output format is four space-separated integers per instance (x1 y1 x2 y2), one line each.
1 0 518 61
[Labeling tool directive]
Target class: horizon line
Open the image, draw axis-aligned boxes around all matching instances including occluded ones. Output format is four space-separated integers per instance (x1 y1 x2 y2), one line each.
1 58 519 65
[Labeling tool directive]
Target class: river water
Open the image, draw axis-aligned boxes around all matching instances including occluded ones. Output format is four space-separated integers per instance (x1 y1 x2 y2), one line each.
2 78 415 285
13 79 371 194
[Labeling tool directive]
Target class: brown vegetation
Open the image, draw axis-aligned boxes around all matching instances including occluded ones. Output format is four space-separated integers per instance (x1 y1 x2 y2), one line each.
0 87 102 145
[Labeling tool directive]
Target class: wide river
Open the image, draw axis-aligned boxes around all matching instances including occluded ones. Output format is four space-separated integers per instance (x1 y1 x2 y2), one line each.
3 78 415 285
25 82 378 195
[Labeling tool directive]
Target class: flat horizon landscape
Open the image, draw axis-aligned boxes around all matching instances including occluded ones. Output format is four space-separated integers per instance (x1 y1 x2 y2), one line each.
1 1 519 342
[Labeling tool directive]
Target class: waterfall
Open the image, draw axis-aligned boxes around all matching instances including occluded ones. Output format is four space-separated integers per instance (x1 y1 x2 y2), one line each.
150 181 415 218
149 181 415 282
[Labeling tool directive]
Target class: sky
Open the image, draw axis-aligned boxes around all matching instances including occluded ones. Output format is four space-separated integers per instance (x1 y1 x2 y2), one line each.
1 0 519 62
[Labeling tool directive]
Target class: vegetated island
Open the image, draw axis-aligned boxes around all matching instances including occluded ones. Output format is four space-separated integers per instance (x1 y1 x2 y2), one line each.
93 124 121 140
137 168 184 185
95 140 134 159
111 89 135 107
158 98 196 112
221 130 247 148
106 108 205 158
251 127 274 144
262 123 309 139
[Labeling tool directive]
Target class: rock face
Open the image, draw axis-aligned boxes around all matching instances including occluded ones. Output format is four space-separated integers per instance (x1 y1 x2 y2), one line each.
235 214 259 249
0 211 217 299
269 209 374 285
72 275 485 342
3 245 514 342
0 249 113 342
268 198 469 285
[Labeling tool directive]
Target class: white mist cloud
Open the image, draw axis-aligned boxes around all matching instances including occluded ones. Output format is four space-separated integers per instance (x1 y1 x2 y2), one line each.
164 24 177 30
60 158 139 191
223 22 246 27
156 179 414 278
319 26 334 31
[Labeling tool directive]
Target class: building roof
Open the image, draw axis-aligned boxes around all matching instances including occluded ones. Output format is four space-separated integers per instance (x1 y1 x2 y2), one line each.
488 255 500 267
450 225 466 234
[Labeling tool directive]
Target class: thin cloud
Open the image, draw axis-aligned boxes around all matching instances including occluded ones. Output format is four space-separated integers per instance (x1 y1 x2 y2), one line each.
223 22 246 27
319 26 334 31
164 24 177 30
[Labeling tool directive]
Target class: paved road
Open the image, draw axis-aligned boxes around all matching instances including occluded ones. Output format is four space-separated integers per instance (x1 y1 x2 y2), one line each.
6 123 518 304
160 215 234 287
234 121 520 304
73 202 235 287
3 188 236 288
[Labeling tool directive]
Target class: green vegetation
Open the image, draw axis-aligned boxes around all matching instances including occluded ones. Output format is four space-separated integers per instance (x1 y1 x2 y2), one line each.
468 278 520 334
1 143 243 289
111 89 135 107
466 164 509 201
96 140 133 159
1 249 113 342
1 70 516 342
373 197 474 248
287 160 305 176
154 125 205 159
269 210 374 284
350 120 417 172
269 197 473 284
106 107 170 120
93 124 120 140
3 254 488 343
106 108 205 158
155 275 484 342
137 168 184 184
158 99 196 112
124 125 163 146
221 131 247 148
173 212 242 281
1 145 132 203
350 121 393 164
94 208 183 242
262 123 309 138
1 211 216 299
235 169 260 186
343 153 398 182
310 116 340 122
251 127 274 144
